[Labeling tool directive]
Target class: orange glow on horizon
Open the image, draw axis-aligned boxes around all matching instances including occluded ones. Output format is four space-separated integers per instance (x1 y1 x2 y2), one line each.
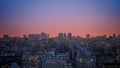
0 32 119 38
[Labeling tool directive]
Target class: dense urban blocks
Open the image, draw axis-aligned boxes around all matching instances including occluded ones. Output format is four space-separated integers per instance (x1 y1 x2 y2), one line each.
0 33 120 68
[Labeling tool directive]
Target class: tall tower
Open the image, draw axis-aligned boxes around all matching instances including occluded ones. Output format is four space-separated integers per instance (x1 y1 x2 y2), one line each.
68 33 72 39
86 34 90 39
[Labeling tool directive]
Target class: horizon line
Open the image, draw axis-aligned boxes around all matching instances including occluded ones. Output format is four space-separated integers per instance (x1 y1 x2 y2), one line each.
0 33 119 38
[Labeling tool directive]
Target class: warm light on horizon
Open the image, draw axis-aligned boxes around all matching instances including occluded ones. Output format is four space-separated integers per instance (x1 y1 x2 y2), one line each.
0 0 120 38
0 32 119 38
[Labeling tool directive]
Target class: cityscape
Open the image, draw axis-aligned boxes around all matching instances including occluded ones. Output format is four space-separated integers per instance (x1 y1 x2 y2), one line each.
0 33 120 68
0 0 120 68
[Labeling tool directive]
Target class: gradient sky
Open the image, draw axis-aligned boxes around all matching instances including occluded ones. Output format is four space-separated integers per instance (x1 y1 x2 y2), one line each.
0 0 120 37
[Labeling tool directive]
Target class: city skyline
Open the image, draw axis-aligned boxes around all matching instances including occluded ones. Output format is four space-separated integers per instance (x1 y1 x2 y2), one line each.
0 0 120 37
1 32 119 38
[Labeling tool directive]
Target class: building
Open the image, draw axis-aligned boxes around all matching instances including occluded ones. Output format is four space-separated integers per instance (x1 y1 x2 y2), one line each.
28 34 40 40
76 47 96 68
86 34 90 39
68 33 72 40
22 51 40 68
40 50 69 68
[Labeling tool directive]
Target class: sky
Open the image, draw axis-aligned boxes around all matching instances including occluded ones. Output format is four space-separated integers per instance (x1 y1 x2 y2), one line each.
0 0 120 37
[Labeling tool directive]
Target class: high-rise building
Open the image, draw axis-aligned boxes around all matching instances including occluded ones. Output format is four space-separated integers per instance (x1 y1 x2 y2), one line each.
68 33 72 39
58 33 64 38
28 34 40 40
23 35 27 39
28 32 49 40
64 33 67 38
86 34 90 39
3 34 9 39
40 32 48 39
3 34 9 41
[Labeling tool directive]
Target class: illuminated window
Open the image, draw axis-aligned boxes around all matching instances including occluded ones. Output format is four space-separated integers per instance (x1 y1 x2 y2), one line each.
80 59 83 63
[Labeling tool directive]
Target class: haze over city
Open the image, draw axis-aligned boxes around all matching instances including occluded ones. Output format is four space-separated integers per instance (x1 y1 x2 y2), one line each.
0 0 120 37
0 0 120 68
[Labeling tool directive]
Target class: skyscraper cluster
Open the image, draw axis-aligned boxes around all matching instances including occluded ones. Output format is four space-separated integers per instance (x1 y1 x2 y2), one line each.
27 32 49 40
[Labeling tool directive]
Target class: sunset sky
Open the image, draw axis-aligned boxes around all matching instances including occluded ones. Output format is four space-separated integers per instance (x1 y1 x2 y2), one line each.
0 0 120 37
